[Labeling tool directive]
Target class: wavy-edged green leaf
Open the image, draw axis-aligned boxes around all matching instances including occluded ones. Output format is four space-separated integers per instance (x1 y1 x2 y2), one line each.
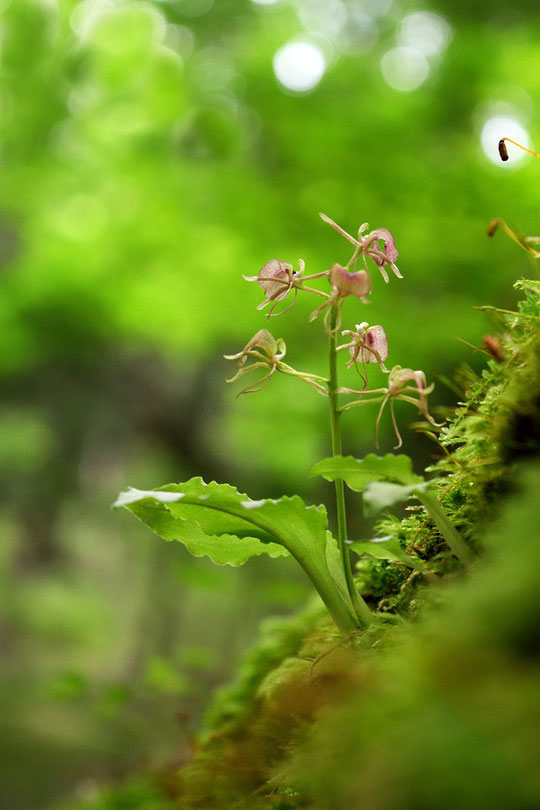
115 478 361 633
309 454 424 492
115 479 290 565
350 535 427 572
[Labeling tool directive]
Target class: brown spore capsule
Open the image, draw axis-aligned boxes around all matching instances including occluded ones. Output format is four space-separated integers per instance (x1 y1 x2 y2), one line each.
498 139 509 161
487 219 500 237
482 335 504 363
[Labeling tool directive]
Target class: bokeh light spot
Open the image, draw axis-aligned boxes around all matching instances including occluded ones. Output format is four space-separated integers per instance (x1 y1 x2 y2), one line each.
273 41 326 93
380 47 429 92
481 115 531 165
399 12 451 57
298 0 347 38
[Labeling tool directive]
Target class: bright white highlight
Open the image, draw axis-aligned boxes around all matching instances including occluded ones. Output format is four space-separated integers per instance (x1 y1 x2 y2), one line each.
399 11 451 57
273 41 326 93
114 488 184 507
380 46 429 92
240 500 265 509
481 115 531 165
251 0 279 5
298 0 347 37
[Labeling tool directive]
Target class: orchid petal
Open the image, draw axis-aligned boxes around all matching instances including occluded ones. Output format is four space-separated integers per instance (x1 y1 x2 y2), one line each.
367 227 399 265
328 264 371 301
319 213 360 247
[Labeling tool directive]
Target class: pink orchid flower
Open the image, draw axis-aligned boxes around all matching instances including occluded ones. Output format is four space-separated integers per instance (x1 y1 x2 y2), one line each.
224 329 328 397
309 263 372 332
338 322 389 373
339 365 441 449
224 329 286 396
320 213 402 284
243 259 305 317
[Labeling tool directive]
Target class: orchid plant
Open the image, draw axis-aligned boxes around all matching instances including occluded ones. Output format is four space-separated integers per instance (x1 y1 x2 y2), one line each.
115 213 472 635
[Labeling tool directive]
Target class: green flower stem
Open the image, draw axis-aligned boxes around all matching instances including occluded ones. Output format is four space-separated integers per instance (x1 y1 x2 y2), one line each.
297 284 330 298
345 245 362 270
417 489 474 567
339 396 387 411
278 363 328 382
328 305 372 627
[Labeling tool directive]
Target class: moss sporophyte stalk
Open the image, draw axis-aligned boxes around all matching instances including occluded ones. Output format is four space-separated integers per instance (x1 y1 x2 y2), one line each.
115 212 474 635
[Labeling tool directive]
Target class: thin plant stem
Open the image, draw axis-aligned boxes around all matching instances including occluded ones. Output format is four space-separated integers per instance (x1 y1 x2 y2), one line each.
345 245 362 270
471 305 540 321
297 283 330 298
301 271 332 281
328 304 372 626
278 363 328 382
339 396 387 411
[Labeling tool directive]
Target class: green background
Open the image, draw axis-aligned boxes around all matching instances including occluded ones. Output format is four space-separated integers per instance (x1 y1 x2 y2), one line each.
1 0 539 807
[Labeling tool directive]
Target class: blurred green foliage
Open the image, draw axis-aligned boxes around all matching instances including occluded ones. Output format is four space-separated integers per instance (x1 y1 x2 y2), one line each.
283 462 540 810
1 0 540 807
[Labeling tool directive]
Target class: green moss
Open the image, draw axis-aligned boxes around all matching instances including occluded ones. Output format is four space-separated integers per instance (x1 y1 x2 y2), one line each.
281 462 540 809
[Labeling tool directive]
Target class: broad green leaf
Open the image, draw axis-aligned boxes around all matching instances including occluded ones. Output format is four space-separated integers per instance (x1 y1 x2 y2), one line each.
363 480 432 518
350 536 427 573
115 477 360 633
309 454 424 492
115 479 289 566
